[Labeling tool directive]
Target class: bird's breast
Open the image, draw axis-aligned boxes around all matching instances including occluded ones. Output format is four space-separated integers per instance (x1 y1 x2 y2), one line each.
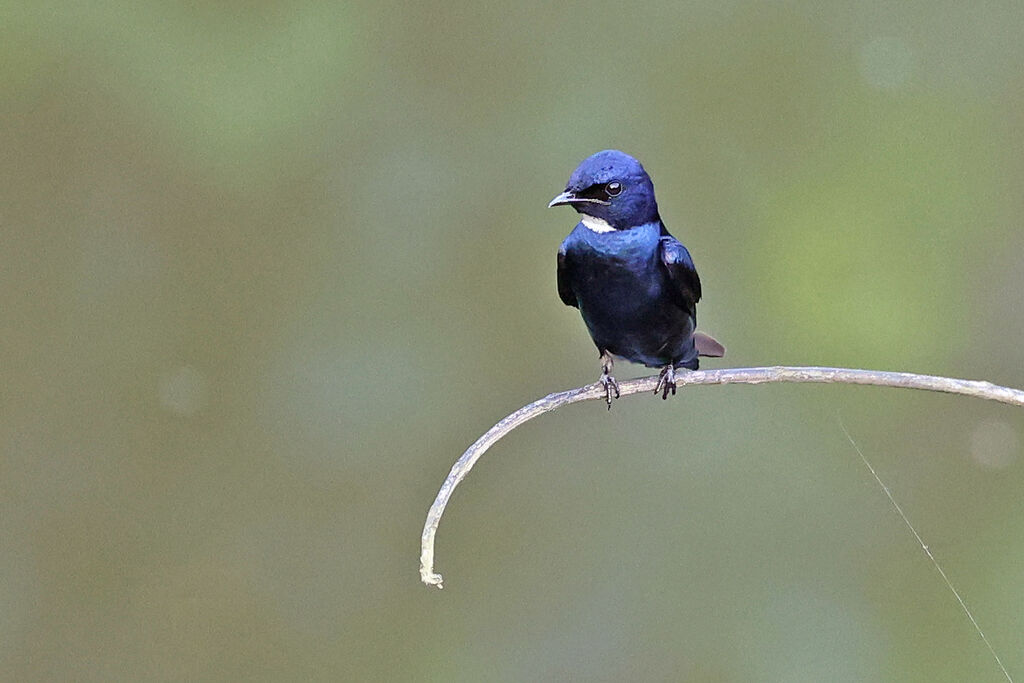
565 227 667 315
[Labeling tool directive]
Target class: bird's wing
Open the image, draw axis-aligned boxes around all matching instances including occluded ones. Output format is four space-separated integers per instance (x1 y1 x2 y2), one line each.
658 234 702 318
556 244 578 308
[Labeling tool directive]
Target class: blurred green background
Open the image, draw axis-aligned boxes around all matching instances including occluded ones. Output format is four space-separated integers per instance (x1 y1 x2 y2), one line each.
3 1 1024 680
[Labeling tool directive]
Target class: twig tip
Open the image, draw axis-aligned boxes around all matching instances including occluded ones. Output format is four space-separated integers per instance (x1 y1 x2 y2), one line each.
421 571 444 589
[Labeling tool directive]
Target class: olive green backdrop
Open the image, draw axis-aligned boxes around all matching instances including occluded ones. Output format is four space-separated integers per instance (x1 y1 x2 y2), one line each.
3 1 1024 680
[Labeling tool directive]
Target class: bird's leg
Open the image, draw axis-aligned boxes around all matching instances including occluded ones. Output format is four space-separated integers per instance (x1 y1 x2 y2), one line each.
654 364 677 400
598 351 620 410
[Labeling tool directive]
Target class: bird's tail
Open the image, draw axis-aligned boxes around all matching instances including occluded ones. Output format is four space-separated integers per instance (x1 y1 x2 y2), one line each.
694 332 725 358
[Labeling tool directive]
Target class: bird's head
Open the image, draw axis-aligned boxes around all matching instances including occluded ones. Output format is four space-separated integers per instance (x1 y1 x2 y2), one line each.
548 150 659 232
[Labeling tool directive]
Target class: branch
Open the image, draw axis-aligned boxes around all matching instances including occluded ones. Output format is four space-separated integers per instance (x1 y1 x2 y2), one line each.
419 366 1024 588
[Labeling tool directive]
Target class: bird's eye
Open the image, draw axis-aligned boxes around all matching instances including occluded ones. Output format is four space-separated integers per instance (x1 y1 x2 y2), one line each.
605 181 623 197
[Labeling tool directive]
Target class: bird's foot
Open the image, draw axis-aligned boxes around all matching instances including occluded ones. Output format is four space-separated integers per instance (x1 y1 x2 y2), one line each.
654 364 677 400
598 351 620 410
599 371 620 410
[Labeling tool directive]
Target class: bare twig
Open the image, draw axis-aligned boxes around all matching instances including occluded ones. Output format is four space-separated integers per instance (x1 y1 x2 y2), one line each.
420 366 1024 588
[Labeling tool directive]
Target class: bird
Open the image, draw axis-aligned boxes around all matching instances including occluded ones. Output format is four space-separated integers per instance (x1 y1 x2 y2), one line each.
549 150 724 408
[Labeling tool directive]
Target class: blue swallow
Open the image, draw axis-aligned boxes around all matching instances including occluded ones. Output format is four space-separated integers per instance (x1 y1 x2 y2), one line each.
550 150 724 408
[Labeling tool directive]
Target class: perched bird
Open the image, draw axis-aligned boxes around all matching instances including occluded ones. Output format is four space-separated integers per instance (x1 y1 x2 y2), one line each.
550 150 724 408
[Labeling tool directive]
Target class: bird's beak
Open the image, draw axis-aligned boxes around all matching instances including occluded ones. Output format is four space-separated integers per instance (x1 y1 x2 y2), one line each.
548 190 577 208
548 190 609 208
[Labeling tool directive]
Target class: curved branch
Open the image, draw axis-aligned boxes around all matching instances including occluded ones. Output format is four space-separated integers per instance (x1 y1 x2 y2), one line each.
419 366 1024 588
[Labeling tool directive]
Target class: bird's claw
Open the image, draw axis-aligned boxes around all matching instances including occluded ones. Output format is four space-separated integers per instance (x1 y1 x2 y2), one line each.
654 365 677 400
600 372 620 410
598 351 620 410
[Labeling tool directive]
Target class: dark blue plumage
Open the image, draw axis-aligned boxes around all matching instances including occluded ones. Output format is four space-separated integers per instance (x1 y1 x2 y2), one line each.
550 150 723 407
